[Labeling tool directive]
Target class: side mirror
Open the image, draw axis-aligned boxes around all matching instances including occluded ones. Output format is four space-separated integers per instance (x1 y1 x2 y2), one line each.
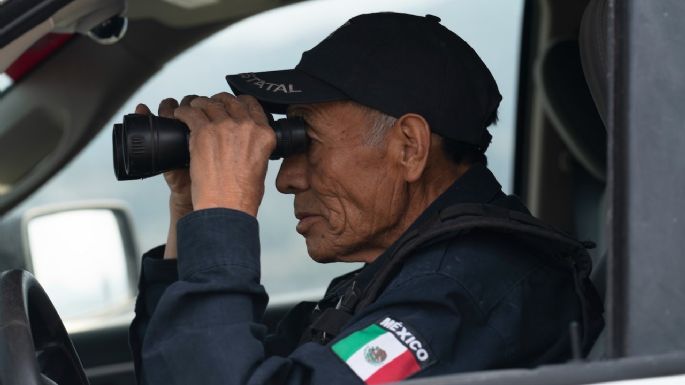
19 201 139 325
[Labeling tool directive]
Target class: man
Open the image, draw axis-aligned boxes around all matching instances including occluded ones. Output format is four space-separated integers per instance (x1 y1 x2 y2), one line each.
130 12 604 385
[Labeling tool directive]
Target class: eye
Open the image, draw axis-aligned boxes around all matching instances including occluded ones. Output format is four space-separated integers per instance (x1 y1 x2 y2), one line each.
303 120 320 142
304 129 321 157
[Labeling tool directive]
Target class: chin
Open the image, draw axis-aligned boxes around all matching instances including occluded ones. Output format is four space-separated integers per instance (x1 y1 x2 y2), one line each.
305 239 351 263
306 241 378 264
306 246 339 264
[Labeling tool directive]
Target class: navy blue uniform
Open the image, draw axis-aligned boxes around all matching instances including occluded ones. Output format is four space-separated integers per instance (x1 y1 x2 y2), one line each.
130 165 603 384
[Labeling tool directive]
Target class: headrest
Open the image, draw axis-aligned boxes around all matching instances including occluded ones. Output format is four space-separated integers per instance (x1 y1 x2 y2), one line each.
539 39 607 181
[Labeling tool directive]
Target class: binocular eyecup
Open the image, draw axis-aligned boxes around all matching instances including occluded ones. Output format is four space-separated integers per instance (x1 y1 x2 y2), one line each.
113 114 308 181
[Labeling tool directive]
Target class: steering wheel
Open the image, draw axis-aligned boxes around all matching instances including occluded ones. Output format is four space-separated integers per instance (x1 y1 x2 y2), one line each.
0 270 89 385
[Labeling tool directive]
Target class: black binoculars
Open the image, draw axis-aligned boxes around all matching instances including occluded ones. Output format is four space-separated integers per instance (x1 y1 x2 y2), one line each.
112 114 308 180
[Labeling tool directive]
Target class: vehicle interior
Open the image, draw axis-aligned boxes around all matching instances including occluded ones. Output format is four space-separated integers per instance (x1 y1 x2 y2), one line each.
0 0 684 384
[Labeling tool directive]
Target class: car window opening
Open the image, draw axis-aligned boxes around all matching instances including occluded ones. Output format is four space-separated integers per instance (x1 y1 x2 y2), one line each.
0 73 12 94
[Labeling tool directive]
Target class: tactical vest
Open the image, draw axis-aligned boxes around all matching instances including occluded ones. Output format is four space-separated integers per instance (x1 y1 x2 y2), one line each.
297 203 604 359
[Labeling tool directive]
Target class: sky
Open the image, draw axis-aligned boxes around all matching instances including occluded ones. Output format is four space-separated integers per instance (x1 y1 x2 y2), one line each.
8 0 524 309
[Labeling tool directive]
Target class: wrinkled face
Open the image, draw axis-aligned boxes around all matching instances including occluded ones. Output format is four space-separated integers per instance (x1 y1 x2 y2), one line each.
276 102 407 263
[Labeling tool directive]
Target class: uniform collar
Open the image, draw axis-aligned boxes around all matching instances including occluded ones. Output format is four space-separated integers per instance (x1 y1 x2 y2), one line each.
405 164 504 234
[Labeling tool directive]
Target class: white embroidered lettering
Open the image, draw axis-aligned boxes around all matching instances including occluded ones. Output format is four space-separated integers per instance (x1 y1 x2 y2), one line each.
380 318 397 329
377 317 431 362
409 340 422 351
396 327 411 341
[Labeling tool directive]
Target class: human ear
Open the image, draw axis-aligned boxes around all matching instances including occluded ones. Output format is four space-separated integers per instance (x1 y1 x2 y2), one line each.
393 113 431 183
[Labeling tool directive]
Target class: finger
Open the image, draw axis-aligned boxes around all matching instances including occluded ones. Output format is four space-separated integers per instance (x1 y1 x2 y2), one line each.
212 92 250 121
238 94 270 126
180 94 199 107
174 105 210 129
135 103 152 115
158 98 179 118
190 96 229 122
164 168 191 189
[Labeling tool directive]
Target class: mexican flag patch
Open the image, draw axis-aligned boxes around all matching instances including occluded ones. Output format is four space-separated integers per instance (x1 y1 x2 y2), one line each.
331 317 434 384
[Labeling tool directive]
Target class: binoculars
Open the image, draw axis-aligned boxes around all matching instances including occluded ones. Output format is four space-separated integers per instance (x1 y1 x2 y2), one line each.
112 114 308 180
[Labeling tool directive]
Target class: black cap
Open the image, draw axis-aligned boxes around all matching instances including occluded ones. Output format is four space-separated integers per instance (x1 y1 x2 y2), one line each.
226 12 502 149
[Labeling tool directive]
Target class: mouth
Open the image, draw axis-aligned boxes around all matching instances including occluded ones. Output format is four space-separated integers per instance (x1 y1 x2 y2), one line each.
295 212 321 234
295 212 315 220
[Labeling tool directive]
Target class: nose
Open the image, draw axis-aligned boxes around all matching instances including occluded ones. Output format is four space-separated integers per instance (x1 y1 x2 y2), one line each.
276 153 309 194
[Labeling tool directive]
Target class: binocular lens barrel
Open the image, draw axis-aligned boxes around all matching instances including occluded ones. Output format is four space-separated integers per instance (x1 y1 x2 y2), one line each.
113 113 308 181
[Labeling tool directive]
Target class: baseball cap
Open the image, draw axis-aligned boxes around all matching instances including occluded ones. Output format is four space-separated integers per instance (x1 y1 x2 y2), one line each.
226 12 502 150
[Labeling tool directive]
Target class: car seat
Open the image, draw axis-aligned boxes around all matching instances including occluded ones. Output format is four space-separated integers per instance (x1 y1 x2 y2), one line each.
538 0 609 359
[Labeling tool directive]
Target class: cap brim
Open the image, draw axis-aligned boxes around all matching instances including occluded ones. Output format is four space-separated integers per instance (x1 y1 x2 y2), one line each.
226 69 348 114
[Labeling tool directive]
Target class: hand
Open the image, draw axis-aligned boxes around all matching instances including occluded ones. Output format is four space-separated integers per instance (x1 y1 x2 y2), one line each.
135 98 194 217
173 93 276 217
135 97 195 259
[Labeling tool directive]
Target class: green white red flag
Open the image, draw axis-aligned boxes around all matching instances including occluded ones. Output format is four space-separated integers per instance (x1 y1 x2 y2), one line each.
332 317 433 384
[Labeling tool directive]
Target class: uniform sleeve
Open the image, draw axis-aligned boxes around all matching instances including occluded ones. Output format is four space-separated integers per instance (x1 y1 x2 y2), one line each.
139 208 506 385
129 245 178 384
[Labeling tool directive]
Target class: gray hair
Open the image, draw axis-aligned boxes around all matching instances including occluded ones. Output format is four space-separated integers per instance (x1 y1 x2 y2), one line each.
360 105 397 146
